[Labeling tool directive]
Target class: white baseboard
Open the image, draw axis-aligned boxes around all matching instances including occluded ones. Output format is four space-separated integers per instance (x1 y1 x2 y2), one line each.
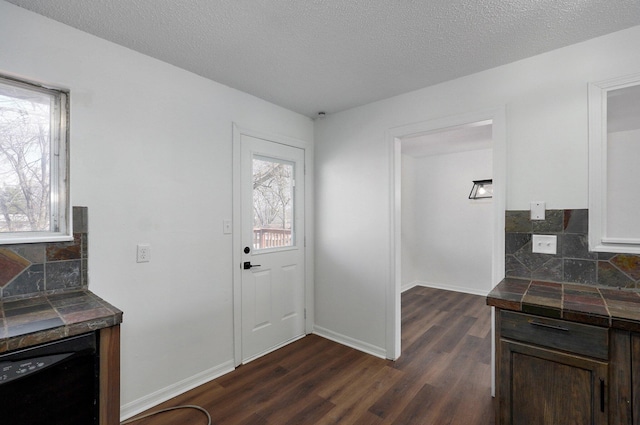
403 280 490 297
401 280 419 293
313 325 387 359
120 359 235 421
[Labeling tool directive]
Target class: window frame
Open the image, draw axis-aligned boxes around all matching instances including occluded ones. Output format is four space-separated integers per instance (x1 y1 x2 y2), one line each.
588 72 640 254
0 74 71 244
251 154 296 252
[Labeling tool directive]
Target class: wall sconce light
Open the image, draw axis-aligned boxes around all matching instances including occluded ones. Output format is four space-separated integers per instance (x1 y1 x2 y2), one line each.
469 179 493 199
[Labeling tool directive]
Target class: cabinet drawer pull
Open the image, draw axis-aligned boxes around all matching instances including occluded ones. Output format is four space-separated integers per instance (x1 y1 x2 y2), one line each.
529 320 569 332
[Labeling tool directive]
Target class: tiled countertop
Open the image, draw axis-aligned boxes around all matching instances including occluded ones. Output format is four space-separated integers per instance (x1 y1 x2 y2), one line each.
0 290 123 354
487 278 640 331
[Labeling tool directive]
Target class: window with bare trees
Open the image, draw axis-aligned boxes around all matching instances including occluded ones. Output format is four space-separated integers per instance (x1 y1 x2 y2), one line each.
252 155 294 250
0 75 70 243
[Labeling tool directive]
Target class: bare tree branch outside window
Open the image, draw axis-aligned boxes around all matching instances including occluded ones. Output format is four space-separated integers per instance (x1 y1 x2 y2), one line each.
0 83 52 232
252 157 294 249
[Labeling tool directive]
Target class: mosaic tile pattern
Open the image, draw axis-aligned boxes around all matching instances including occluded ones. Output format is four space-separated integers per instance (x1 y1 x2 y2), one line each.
487 278 640 331
484 277 530 311
0 290 123 353
0 207 89 300
522 280 562 318
505 209 640 288
0 250 30 287
562 283 610 326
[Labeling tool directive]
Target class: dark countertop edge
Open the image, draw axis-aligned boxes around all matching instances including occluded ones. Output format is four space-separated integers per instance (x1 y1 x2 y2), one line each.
487 278 640 331
0 290 123 354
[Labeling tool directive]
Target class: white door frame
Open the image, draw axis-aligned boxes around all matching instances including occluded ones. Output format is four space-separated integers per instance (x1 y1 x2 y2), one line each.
386 107 506 390
232 124 314 366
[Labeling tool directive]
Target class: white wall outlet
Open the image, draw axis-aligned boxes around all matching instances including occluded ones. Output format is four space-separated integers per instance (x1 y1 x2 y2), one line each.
137 243 151 263
532 235 557 254
223 219 232 234
530 201 546 220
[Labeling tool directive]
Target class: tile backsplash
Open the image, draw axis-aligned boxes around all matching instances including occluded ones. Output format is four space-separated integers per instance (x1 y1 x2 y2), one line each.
0 206 88 300
3 206 638 299
506 209 640 288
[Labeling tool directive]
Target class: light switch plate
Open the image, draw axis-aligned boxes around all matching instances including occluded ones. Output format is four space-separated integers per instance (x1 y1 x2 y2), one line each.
532 234 557 254
223 219 232 234
530 201 546 220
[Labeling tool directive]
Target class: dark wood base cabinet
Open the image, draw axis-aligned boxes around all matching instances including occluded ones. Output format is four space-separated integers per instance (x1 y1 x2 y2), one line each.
500 340 608 424
100 325 121 425
495 310 640 425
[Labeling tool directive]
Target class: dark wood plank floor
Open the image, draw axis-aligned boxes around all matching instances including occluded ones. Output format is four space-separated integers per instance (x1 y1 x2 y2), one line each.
125 286 494 425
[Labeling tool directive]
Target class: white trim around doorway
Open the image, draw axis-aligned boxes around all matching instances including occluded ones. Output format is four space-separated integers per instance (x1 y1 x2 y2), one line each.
386 107 506 392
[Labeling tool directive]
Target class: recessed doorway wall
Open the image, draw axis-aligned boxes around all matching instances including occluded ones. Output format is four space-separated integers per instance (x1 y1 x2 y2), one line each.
400 121 494 295
387 108 505 396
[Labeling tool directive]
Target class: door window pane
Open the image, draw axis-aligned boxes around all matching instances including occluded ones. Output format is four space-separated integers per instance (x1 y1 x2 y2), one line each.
252 155 294 250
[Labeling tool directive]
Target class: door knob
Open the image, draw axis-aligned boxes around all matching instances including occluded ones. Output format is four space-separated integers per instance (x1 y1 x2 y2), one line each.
243 262 261 270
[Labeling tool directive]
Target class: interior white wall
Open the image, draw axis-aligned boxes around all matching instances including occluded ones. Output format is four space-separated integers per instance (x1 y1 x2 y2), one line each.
314 25 640 356
0 1 313 416
401 149 493 295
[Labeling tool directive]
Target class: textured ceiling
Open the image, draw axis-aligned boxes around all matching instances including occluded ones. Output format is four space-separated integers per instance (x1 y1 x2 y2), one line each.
5 0 640 117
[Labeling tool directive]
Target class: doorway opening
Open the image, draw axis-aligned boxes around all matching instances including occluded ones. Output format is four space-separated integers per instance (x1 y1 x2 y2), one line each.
387 108 506 392
399 120 494 295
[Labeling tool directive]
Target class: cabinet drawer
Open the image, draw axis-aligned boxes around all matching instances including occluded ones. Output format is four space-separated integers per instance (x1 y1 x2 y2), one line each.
500 310 609 360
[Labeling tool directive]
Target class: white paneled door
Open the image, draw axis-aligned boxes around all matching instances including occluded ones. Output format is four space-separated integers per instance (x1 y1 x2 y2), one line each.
240 134 305 363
